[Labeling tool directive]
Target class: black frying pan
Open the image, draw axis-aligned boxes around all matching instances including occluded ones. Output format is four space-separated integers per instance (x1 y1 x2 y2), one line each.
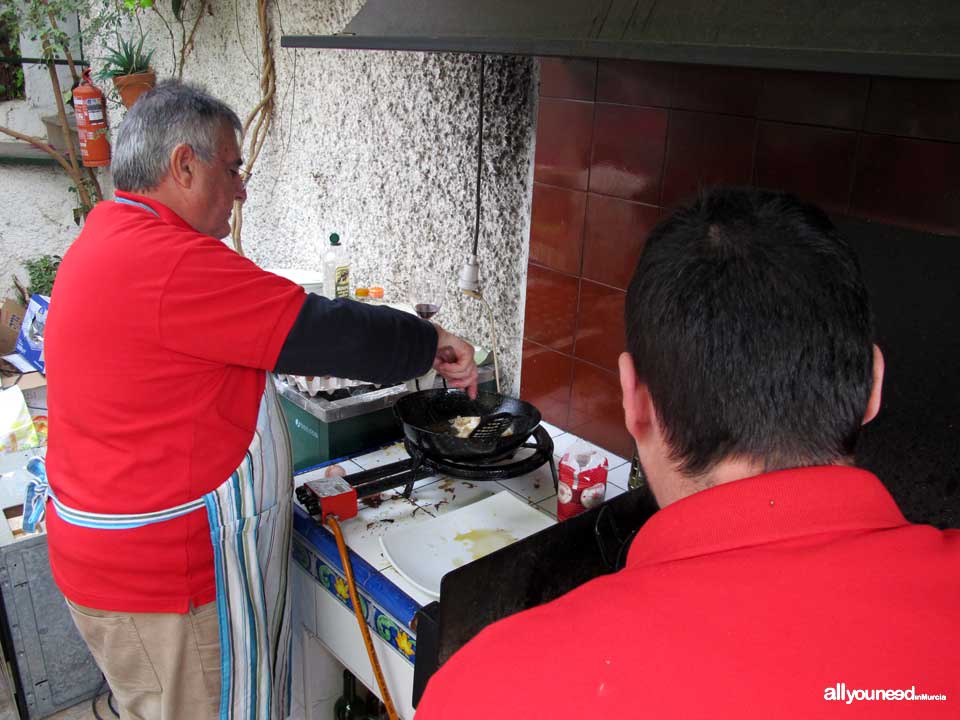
394 389 542 462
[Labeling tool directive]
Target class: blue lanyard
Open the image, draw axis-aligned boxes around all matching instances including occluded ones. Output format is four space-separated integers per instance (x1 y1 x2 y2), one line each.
115 196 160 217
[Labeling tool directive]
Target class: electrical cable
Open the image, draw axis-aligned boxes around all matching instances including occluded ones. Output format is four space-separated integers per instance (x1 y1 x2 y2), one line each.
89 673 111 720
471 54 486 258
476 293 501 393
326 515 399 720
91 672 120 719
91 674 106 720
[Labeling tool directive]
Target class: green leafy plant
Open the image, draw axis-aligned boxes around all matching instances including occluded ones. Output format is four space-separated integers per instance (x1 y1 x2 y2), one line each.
97 33 154 79
0 5 25 101
13 255 62 306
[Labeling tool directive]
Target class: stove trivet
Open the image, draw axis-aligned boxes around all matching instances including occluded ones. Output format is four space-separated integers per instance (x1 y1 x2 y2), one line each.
343 425 557 500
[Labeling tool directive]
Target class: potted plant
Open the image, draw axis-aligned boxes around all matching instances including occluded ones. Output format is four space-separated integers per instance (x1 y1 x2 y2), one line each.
98 34 155 109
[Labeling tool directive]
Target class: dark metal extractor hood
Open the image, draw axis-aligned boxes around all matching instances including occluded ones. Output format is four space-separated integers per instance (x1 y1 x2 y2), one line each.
281 0 960 79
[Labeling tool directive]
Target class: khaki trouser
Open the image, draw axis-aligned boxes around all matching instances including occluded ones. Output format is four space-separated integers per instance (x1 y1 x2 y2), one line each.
66 599 220 720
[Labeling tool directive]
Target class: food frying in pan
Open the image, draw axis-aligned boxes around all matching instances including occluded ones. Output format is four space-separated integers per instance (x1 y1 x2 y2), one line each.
448 416 515 438
449 416 480 438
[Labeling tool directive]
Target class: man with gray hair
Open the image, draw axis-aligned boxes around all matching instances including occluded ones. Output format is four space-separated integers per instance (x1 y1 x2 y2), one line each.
42 79 478 719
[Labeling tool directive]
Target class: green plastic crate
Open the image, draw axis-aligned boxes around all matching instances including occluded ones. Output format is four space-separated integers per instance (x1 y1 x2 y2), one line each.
279 379 497 471
279 395 401 471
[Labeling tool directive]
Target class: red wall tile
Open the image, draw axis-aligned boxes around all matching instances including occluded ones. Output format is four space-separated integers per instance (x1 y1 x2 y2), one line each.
582 194 658 290
540 57 597 101
528 183 586 274
590 104 668 203
661 111 756 209
851 135 960 236
757 70 869 130
568 361 633 460
574 281 626 372
520 342 573 427
865 77 960 143
755 122 857 216
598 60 761 116
524 264 579 354
534 98 594 190
524 56 960 458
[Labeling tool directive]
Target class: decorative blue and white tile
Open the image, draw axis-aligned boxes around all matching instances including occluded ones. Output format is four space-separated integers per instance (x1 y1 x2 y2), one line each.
312 558 417 664
291 525 420 666
379 566 436 607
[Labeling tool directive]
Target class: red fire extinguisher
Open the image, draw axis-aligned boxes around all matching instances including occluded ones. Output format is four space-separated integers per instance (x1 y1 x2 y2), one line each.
72 69 110 167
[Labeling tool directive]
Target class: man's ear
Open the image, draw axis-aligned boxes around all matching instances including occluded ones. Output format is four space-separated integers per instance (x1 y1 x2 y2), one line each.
167 143 197 190
619 352 653 442
863 344 884 425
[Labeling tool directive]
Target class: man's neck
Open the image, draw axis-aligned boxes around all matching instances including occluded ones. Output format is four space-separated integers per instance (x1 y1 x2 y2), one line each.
653 456 767 508
656 456 854 508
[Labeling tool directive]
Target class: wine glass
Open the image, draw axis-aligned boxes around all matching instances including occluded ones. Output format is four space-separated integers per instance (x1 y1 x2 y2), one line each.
408 274 444 321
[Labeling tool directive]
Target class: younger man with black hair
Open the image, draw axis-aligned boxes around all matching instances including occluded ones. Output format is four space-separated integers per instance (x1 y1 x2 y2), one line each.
416 188 960 719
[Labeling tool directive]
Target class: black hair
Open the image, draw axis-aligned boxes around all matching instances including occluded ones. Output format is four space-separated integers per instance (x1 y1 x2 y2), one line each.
625 187 874 476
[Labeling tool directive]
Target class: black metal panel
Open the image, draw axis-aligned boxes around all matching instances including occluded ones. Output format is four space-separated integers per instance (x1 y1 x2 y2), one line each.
840 217 960 529
411 601 440 708
281 0 960 79
408 485 657 701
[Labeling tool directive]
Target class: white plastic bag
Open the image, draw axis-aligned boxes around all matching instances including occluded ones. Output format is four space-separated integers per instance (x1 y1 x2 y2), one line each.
0 385 40 454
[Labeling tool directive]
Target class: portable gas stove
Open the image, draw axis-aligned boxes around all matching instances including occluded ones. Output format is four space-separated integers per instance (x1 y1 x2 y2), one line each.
296 425 557 521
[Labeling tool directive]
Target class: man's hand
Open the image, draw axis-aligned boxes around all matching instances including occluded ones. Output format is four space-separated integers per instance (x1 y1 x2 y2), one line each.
433 324 479 399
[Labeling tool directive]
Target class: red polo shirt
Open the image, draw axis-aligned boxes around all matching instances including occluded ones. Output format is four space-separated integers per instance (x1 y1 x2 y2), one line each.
44 191 305 612
416 466 960 718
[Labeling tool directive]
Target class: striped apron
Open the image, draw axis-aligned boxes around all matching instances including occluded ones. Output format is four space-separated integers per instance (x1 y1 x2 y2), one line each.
25 377 294 720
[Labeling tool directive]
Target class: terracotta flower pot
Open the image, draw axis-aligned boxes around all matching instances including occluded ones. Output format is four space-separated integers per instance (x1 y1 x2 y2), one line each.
113 70 156 109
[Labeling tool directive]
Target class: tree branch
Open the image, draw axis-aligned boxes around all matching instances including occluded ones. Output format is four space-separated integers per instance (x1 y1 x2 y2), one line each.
180 0 209 79
0 125 74 176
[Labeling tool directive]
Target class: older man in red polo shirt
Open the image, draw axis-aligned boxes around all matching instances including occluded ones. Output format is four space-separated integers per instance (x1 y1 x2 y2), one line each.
43 79 477 720
416 188 959 719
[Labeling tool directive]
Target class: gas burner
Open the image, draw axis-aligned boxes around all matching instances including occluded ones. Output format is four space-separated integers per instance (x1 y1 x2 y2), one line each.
344 426 558 500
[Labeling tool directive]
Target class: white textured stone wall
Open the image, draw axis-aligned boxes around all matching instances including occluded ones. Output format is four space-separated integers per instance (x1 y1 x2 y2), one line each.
0 0 537 393
0 164 78 278
1 12 84 295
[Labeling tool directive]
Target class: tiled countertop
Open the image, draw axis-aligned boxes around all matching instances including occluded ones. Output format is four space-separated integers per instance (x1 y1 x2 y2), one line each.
290 422 630 716
294 421 630 605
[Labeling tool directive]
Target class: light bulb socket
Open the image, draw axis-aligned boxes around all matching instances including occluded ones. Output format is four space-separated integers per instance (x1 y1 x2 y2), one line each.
459 255 481 295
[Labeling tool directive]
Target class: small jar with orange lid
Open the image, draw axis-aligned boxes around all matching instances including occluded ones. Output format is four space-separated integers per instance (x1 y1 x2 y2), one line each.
369 287 385 304
354 287 370 303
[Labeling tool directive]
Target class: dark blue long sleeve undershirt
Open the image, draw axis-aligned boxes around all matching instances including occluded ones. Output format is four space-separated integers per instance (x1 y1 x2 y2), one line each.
273 293 438 385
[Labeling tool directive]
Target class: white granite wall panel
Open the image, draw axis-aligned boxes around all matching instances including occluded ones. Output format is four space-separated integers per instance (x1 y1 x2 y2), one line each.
0 0 539 393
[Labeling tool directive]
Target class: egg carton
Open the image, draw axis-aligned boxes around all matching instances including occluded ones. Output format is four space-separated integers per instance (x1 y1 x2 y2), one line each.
280 374 377 397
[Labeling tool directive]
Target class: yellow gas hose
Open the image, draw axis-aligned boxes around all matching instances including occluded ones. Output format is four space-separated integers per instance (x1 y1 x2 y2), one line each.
326 515 400 720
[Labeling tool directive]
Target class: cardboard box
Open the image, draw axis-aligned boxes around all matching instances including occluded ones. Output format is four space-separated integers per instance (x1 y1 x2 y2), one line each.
14 295 49 374
0 299 25 356
1 297 44 391
0 370 45 392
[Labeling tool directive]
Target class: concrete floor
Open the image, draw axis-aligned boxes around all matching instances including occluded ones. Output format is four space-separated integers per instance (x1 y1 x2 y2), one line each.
0 686 112 720
44 694 113 720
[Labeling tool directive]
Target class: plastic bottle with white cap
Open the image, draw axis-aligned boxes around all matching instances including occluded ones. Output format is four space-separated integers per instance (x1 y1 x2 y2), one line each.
322 233 351 299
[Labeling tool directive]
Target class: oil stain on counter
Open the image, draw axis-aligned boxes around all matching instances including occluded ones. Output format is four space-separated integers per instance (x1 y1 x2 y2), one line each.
451 528 518 567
